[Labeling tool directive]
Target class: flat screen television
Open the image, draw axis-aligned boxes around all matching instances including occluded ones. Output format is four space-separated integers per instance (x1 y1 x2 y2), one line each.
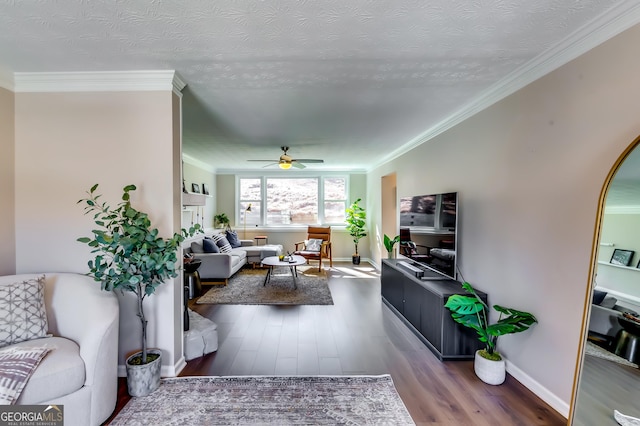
399 192 458 280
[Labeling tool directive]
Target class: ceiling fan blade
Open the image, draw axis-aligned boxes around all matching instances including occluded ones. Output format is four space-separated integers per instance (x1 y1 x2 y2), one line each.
262 162 278 168
248 159 277 162
292 161 306 169
294 159 324 163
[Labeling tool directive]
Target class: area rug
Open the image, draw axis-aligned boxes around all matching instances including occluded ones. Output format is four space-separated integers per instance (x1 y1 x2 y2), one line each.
111 375 415 425
197 266 333 305
585 341 638 368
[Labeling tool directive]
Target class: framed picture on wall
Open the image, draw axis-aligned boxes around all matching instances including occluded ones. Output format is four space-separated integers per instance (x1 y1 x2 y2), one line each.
191 183 200 193
610 249 634 266
202 184 210 195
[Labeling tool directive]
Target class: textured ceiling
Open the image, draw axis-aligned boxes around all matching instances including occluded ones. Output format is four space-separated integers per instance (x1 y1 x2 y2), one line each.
0 0 634 173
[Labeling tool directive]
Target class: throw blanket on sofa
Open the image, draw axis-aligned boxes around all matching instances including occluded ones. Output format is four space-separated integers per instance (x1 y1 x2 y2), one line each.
0 346 50 404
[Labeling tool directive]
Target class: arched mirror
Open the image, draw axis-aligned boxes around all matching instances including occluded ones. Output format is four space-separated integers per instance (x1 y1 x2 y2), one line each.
571 139 640 425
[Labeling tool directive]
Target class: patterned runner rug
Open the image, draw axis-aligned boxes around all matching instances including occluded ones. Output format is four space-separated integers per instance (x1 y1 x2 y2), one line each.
111 375 415 425
197 266 333 305
585 341 638 368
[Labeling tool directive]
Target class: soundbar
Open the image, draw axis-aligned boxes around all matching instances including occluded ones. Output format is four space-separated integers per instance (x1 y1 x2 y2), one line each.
397 261 424 278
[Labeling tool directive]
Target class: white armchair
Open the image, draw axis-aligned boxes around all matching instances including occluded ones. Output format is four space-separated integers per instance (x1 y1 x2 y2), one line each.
0 273 119 426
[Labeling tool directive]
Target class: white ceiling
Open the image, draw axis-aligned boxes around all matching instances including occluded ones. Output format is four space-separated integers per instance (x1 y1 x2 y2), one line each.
1 1 638 173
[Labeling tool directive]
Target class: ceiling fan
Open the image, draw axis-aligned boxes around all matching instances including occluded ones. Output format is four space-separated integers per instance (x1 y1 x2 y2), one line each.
248 146 324 169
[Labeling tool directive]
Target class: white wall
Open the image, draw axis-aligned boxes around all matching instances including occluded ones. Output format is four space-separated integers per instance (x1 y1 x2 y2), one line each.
0 87 15 275
182 161 216 231
367 22 640 416
595 212 640 306
13 89 184 375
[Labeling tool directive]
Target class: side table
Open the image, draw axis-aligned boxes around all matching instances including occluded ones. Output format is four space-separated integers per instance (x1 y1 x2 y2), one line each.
612 316 640 364
184 259 202 300
255 236 268 246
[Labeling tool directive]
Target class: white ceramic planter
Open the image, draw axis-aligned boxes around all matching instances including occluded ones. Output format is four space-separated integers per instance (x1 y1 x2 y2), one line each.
474 350 506 385
126 349 162 397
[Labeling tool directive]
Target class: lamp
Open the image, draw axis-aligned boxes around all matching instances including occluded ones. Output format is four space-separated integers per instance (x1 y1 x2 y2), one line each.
279 161 292 170
243 203 252 239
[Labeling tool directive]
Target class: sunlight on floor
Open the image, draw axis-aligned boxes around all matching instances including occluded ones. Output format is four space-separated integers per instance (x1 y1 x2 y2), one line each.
330 264 380 279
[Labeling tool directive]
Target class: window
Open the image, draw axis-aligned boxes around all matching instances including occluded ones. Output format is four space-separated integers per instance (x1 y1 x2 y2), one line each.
266 178 318 225
238 176 347 226
323 177 347 223
239 178 261 226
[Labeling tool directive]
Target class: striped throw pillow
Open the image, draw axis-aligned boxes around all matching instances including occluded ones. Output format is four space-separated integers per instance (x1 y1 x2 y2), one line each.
211 234 232 253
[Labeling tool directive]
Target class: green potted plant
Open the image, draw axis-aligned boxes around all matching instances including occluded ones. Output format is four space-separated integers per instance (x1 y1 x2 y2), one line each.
214 212 231 229
444 282 538 385
345 198 367 265
383 234 400 259
77 184 201 397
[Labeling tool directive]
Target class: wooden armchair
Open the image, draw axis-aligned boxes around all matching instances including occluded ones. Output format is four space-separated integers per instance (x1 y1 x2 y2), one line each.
399 227 432 263
293 226 333 271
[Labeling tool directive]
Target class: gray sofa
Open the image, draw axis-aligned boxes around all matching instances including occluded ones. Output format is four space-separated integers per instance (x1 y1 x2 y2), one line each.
589 290 638 340
185 233 282 283
188 238 251 282
0 273 119 426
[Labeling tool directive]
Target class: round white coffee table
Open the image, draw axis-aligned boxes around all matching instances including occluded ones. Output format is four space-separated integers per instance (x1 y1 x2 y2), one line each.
261 255 306 289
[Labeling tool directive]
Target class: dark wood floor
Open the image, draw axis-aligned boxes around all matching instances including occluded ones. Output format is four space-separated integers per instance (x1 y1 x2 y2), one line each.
106 262 566 425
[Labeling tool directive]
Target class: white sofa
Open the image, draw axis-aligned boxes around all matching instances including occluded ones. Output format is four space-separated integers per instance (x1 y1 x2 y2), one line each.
0 273 119 426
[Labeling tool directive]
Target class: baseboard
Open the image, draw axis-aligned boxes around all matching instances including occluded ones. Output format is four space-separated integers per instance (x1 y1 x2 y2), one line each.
332 257 374 264
173 357 187 377
117 357 187 379
506 360 569 419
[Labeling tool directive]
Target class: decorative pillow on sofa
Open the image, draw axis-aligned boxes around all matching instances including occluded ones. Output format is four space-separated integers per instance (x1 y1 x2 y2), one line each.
225 230 241 248
600 296 618 309
592 289 607 305
0 346 51 404
305 238 324 252
190 240 205 254
211 234 232 253
203 237 220 253
0 275 49 349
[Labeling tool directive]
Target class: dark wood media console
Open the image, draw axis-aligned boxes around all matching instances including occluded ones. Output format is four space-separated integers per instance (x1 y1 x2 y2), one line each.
381 259 487 360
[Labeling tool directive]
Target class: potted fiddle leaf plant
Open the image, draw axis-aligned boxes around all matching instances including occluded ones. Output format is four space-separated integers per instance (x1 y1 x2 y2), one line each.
383 234 400 259
345 198 367 265
77 184 201 397
444 282 538 385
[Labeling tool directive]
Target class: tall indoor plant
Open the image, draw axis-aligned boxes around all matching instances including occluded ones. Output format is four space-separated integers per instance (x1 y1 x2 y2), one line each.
444 282 538 385
345 198 367 264
77 184 201 396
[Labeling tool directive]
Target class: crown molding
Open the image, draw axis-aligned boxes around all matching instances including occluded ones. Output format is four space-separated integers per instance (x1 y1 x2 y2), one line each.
604 205 640 214
172 72 186 96
0 67 13 91
182 153 217 173
369 0 640 171
13 70 186 94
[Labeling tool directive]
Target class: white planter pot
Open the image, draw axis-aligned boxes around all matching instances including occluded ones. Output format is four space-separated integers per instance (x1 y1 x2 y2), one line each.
474 350 506 385
126 349 162 397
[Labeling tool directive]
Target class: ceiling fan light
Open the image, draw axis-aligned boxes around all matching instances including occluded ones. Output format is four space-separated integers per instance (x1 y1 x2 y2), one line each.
279 162 292 170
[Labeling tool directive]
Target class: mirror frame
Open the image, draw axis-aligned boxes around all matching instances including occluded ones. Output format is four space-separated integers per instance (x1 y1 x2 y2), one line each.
567 135 640 424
